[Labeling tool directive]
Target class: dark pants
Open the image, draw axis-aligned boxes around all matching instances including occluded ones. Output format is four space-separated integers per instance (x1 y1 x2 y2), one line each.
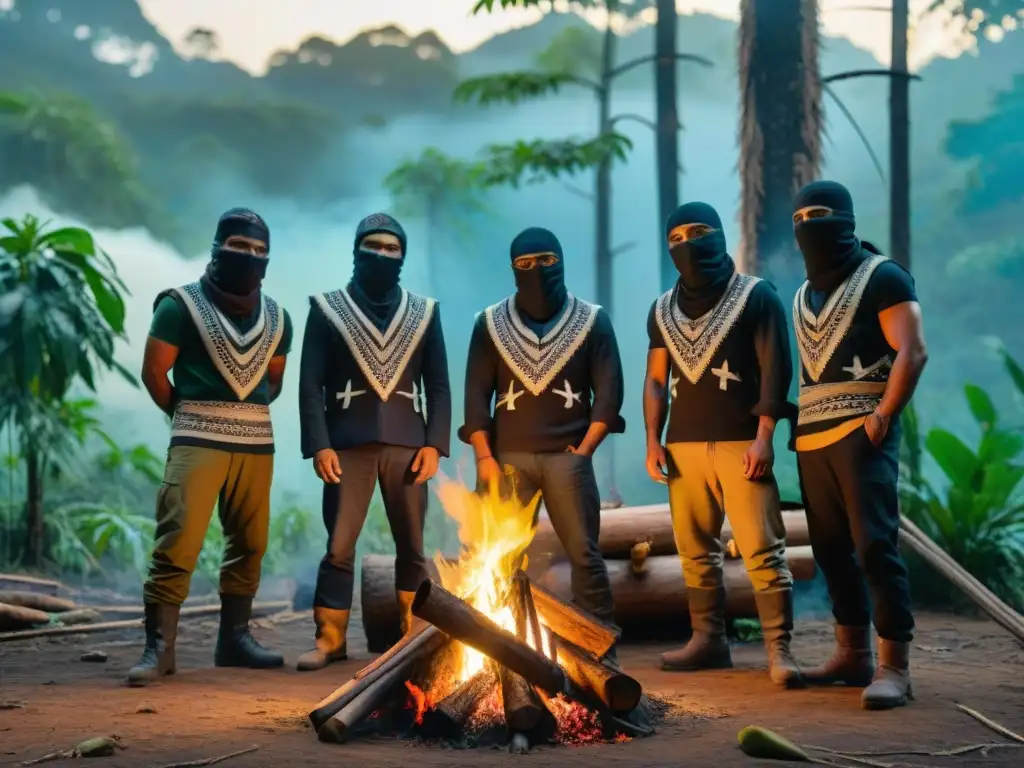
500 451 616 625
314 444 428 610
797 424 914 642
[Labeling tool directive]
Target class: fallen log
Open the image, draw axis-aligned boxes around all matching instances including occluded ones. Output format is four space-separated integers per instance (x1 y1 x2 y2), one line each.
527 506 809 562
412 580 566 697
308 624 445 732
554 639 642 714
0 591 77 613
53 609 102 626
0 603 50 631
361 555 441 652
536 547 816 627
527 578 620 659
422 665 499 736
900 516 1024 645
318 658 409 744
0 574 62 596
0 600 290 642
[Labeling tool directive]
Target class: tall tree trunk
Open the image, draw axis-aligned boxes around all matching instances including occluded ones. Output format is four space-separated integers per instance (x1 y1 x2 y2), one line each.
738 0 822 278
595 17 615 315
889 0 911 270
23 446 44 568
654 0 679 292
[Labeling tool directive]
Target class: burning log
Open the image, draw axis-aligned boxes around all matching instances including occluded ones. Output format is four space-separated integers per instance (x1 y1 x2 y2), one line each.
536 546 816 627
412 580 566 697
554 639 642 714
308 623 445 732
361 555 441 652
497 663 544 733
526 506 809 563
423 664 499 736
527 579 620 659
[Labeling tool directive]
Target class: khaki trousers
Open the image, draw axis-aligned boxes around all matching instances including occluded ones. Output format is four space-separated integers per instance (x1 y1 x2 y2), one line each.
666 440 792 593
143 446 274 605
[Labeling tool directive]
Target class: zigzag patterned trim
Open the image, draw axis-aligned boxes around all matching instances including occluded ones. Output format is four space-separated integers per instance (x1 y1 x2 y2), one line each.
172 283 283 402
654 273 759 385
313 288 435 402
171 400 274 445
484 294 598 396
793 255 886 383
798 381 886 425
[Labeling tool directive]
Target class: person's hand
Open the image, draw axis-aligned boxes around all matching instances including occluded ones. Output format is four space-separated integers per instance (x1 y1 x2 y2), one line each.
864 411 890 447
476 455 502 490
645 441 667 484
411 446 440 485
566 444 593 457
313 448 342 484
742 437 774 480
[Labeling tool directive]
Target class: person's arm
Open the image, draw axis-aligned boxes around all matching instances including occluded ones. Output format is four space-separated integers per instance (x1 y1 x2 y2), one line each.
459 315 498 460
267 309 292 404
420 308 452 457
746 284 797 472
576 308 624 455
142 295 183 415
643 302 669 446
297 304 332 459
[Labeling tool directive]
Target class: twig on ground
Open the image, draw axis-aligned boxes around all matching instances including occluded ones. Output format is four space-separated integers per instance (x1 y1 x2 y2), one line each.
956 704 1024 744
20 736 123 765
809 742 1023 758
148 745 260 768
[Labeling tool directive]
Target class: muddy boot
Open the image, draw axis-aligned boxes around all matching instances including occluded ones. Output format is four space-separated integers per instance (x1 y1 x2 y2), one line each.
754 589 804 688
802 625 875 686
660 586 733 671
396 590 416 635
862 639 912 710
296 607 350 671
127 603 179 687
213 594 284 669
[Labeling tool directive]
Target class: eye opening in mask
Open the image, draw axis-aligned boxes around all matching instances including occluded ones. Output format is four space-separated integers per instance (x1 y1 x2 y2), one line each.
793 206 833 225
513 252 559 270
668 223 717 245
223 235 268 257
359 233 403 259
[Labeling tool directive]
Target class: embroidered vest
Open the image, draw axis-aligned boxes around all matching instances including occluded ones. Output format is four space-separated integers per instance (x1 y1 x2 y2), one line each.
793 255 892 434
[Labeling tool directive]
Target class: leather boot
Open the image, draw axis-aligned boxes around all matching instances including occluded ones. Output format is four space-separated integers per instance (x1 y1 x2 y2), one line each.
660 586 733 671
213 594 284 669
862 638 913 710
802 625 875 686
127 603 179 687
296 607 350 671
397 590 416 635
754 589 804 688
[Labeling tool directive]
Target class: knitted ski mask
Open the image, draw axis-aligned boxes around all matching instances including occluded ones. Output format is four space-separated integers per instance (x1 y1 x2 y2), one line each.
665 201 735 318
352 212 406 303
510 227 567 322
207 208 270 296
792 180 865 294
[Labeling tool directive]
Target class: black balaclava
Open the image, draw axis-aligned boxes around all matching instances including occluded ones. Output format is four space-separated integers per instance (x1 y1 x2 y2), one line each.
204 207 270 316
665 201 735 318
350 212 406 311
510 227 567 322
792 180 866 294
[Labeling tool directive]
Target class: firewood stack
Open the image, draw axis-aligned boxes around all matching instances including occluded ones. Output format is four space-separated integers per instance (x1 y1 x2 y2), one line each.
311 570 650 750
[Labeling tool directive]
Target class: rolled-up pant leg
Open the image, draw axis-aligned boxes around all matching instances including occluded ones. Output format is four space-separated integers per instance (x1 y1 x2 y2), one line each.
378 445 429 594
665 442 726 590
218 451 274 597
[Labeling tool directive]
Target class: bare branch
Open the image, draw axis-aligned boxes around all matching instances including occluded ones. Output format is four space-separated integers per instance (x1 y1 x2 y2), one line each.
608 52 714 81
823 69 922 85
609 113 656 132
611 241 636 257
822 84 885 184
561 182 594 201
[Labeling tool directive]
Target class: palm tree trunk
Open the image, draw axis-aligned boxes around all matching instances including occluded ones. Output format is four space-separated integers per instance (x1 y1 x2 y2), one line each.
655 0 679 292
738 0 822 278
24 445 44 568
889 0 911 270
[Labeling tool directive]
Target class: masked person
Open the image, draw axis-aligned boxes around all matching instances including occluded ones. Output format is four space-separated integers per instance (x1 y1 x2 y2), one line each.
461 227 623 654
296 213 450 670
790 180 928 710
130 208 292 687
642 202 801 685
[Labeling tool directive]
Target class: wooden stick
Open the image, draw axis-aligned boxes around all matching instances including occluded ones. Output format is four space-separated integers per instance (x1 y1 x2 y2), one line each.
0 591 77 613
148 745 260 768
514 571 544 651
422 665 499 736
354 619 431 681
318 661 409 744
527 579 620 659
0 601 290 643
900 517 1024 643
956 704 1024 744
0 574 61 596
554 638 642 713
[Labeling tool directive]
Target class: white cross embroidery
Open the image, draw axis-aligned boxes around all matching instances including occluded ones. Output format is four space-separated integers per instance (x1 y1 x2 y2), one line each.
397 381 428 418
335 379 366 409
711 360 741 391
669 373 679 399
553 379 582 409
497 380 524 411
843 356 868 380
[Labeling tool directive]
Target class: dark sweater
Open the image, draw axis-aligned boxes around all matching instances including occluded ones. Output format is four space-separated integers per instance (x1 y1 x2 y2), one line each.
649 275 795 444
459 294 625 454
793 256 917 437
298 287 451 458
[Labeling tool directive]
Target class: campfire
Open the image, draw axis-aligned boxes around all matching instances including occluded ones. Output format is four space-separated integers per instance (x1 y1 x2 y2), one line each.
308 480 656 751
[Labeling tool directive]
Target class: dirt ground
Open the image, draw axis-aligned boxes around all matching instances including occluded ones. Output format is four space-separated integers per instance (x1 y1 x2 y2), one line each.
1 610 1022 768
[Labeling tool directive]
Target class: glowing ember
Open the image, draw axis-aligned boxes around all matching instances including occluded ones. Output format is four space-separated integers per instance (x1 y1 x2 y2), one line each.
403 680 431 726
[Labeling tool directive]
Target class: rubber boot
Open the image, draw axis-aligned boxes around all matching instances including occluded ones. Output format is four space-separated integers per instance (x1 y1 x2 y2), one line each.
127 603 179 687
862 639 913 710
802 625 875 686
296 607 350 671
397 590 416 635
660 586 733 671
754 589 804 688
213 594 284 669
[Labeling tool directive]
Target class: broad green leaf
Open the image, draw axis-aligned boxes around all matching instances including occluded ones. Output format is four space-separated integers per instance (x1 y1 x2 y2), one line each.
41 226 97 256
996 345 1024 399
963 383 997 429
454 71 593 107
977 428 1024 467
925 428 980 491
